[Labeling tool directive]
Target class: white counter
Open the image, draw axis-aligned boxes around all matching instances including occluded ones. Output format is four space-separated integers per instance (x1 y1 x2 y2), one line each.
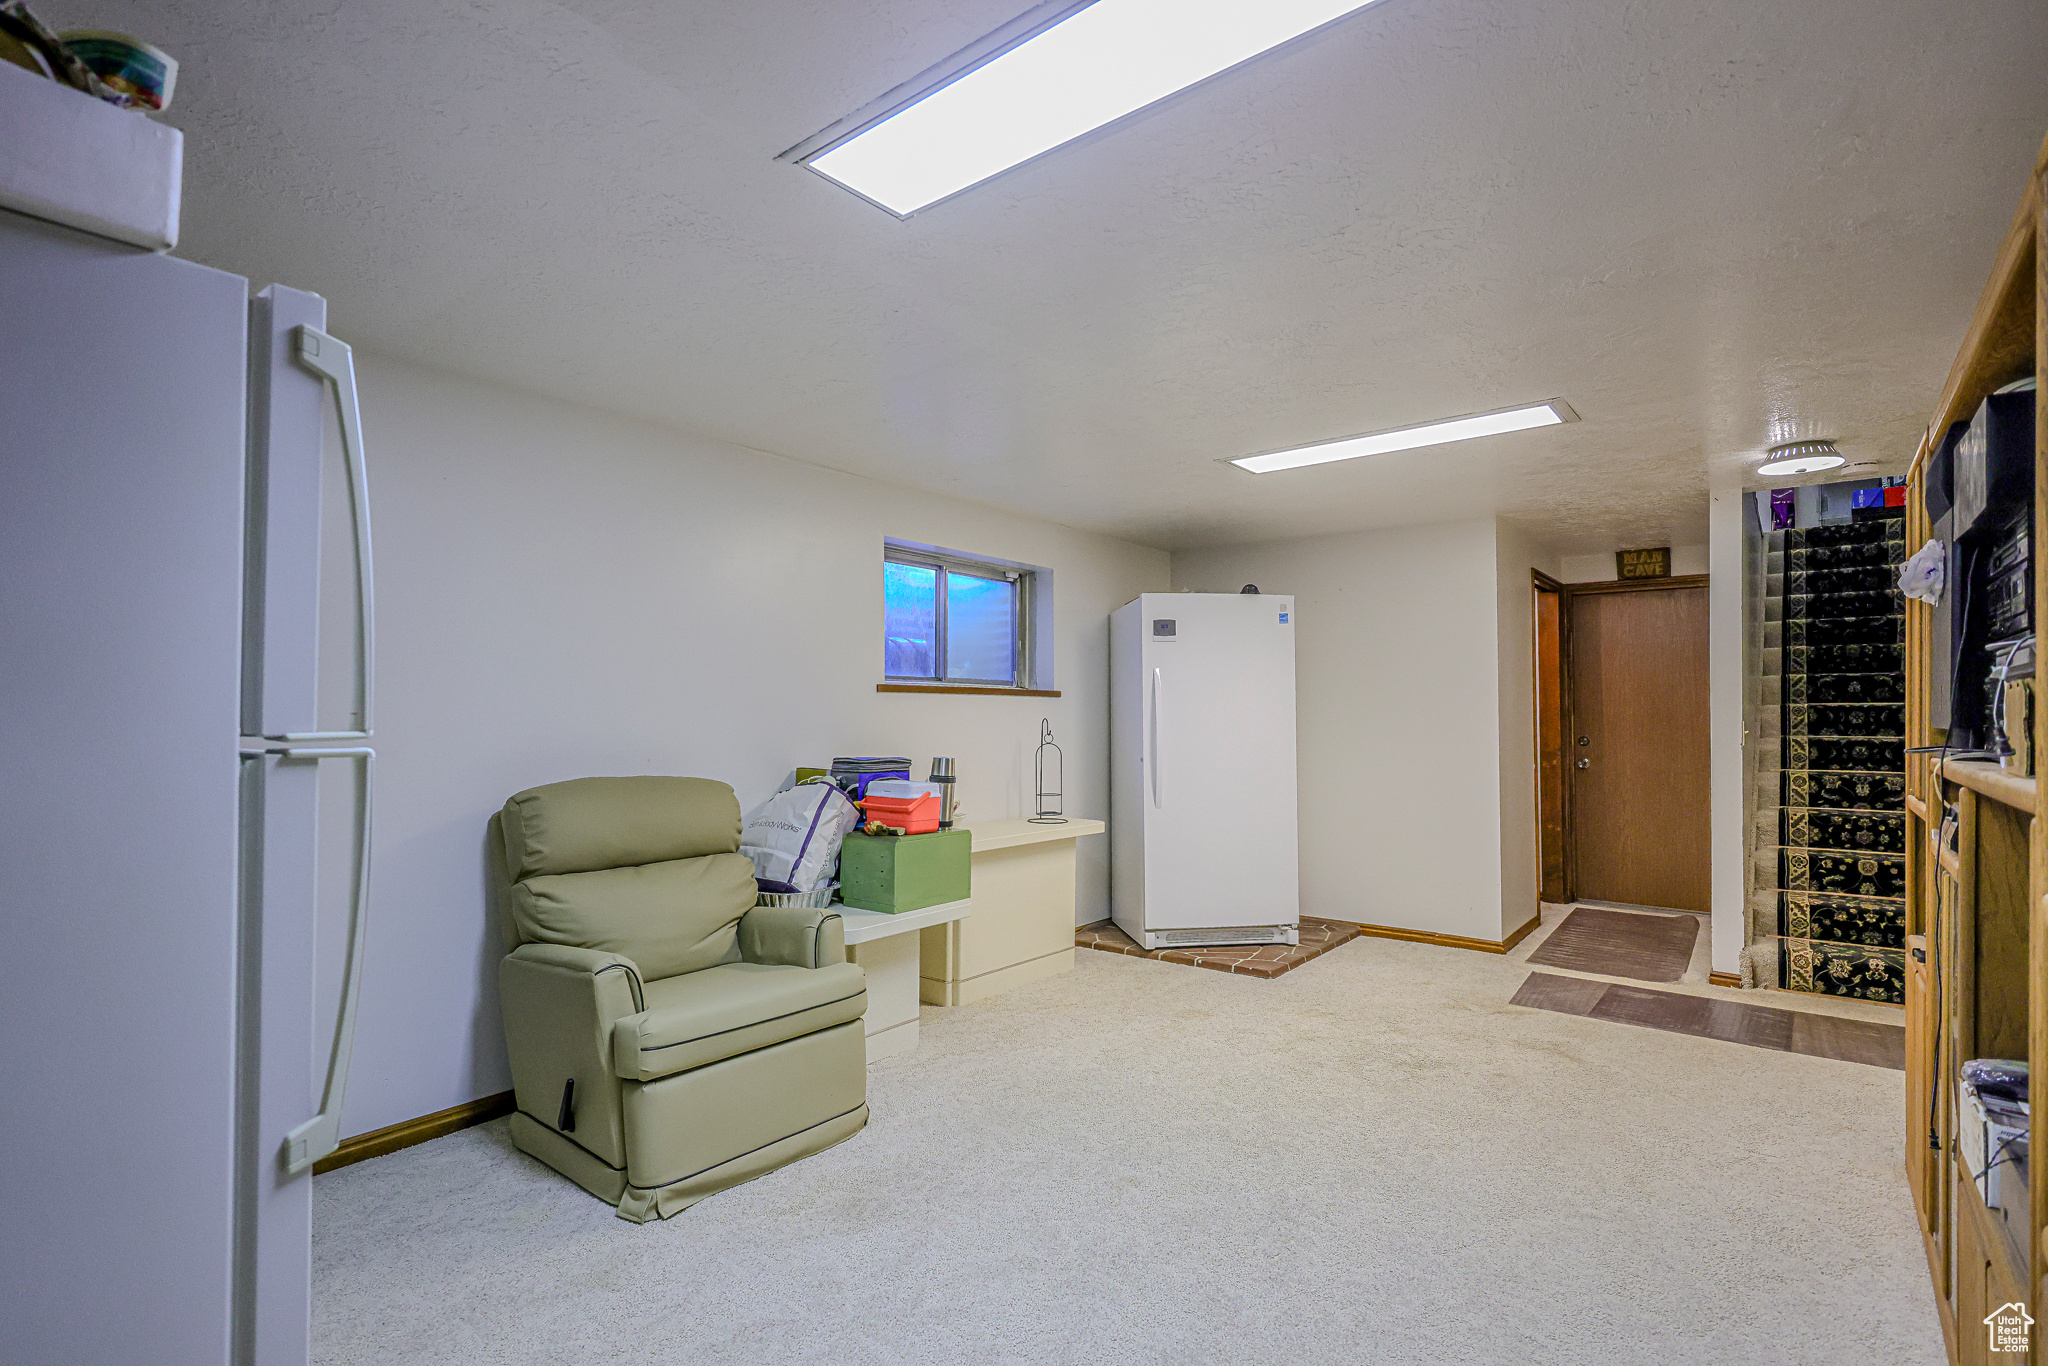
838 898 970 1063
838 897 972 945
920 818 1105 1007
958 817 1108 852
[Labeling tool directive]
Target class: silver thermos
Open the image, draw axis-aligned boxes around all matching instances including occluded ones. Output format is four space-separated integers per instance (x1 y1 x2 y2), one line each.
928 756 956 829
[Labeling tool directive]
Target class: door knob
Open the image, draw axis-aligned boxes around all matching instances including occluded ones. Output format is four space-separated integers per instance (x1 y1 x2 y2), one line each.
1576 758 1590 769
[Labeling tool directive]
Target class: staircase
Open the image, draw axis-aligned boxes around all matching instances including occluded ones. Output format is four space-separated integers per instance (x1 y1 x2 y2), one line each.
1745 508 1908 1003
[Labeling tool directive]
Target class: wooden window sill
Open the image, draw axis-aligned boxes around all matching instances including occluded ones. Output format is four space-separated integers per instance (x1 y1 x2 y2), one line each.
877 683 1060 698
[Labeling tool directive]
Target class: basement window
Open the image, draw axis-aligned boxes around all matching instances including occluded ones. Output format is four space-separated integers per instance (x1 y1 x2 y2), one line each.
882 542 1049 691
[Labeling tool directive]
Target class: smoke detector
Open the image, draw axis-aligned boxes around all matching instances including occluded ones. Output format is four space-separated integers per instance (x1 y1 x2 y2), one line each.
1756 440 1846 477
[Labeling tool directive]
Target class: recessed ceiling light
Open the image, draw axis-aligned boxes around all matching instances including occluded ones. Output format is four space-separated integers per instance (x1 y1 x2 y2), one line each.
1755 441 1846 477
1228 400 1580 474
786 0 1386 215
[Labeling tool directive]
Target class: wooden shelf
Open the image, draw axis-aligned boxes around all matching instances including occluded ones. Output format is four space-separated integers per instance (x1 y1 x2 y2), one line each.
875 683 1060 698
1940 760 2038 814
1901 126 2045 1366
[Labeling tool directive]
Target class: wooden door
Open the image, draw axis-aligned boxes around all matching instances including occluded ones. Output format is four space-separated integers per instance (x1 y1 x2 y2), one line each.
1567 582 1710 911
1535 578 1568 902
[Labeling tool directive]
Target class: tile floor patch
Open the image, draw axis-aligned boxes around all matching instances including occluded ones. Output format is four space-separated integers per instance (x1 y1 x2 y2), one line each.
1504 971 1609 1016
1075 917 1361 979
1527 906 1699 982
1510 971 1904 1069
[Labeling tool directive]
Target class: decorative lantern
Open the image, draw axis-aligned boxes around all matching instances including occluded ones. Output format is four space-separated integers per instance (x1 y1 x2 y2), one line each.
1031 719 1066 824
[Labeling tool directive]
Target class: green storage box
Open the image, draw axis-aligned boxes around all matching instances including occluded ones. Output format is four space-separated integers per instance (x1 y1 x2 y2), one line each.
837 828 971 913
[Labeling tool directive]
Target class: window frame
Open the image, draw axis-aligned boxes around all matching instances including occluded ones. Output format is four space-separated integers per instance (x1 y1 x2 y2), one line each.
883 546 1033 689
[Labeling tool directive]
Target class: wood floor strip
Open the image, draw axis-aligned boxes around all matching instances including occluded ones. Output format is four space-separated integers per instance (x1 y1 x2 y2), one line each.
313 1091 516 1174
1510 972 1905 1069
1334 920 1526 955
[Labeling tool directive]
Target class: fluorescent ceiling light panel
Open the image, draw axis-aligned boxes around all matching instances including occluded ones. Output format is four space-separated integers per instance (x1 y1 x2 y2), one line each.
1230 401 1579 474
799 0 1382 214
1755 453 1846 476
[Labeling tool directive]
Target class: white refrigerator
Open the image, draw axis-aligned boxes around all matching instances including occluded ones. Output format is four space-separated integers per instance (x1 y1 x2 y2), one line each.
1109 593 1300 948
0 212 372 1366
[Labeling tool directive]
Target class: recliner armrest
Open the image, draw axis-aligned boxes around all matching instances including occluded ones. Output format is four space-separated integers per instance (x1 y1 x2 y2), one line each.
507 942 647 1011
498 943 645 1168
738 906 846 969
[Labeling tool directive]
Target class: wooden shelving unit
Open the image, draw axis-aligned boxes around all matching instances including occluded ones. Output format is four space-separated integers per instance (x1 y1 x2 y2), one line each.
1903 129 2048 1365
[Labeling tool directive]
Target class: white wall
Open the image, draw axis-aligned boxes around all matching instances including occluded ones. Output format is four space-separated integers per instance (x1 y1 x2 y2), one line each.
1170 518 1512 943
1494 520 1561 940
1707 488 1746 976
1557 543 1708 583
341 352 1167 1139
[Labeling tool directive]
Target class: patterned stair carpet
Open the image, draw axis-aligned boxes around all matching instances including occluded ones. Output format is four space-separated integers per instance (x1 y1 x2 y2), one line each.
1771 511 1908 1004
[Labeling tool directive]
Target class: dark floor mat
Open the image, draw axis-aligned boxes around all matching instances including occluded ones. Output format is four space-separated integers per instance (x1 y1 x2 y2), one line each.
1525 907 1698 982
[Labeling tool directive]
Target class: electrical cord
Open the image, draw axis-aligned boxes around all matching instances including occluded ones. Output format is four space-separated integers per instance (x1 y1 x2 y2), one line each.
1927 834 1939 1153
1949 541 1979 757
1928 800 1958 1154
1922 544 1971 1154
1976 1126 2030 1201
1906 543 1977 1153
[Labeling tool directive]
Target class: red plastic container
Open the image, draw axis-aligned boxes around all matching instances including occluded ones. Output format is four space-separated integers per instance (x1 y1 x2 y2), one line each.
861 792 940 834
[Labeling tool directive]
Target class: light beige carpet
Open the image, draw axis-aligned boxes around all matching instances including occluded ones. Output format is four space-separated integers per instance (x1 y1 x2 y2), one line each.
313 935 1944 1365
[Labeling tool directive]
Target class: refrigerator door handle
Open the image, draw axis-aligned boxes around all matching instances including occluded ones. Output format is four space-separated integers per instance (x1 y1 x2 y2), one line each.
277 745 374 1176
1149 667 1162 809
280 324 374 743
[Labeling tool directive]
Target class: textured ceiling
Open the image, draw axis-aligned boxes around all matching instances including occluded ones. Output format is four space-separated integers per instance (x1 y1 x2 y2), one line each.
86 0 2048 551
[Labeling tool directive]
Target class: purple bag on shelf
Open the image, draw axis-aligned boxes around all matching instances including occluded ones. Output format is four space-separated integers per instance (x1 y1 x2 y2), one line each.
828 756 911 800
739 779 861 893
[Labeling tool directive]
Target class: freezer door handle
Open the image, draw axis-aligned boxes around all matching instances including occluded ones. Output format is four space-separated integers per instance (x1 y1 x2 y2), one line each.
1149 667 1162 809
276 745 374 1175
280 325 375 743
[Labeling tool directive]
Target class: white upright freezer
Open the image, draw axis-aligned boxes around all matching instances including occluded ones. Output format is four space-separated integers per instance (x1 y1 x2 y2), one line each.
0 212 373 1364
1110 593 1300 948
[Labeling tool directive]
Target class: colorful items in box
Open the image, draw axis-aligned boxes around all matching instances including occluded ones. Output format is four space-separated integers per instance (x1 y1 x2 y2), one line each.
861 791 940 835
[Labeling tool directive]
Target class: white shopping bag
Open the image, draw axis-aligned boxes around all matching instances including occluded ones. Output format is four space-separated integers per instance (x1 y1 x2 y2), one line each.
740 779 861 893
1898 537 1945 605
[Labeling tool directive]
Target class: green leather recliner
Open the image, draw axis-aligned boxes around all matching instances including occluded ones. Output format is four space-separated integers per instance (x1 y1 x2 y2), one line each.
489 775 868 1221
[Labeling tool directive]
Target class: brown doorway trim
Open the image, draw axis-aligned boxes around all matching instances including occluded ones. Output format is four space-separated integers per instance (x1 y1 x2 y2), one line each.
1533 572 1711 909
1533 570 1570 905
1564 573 1709 597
